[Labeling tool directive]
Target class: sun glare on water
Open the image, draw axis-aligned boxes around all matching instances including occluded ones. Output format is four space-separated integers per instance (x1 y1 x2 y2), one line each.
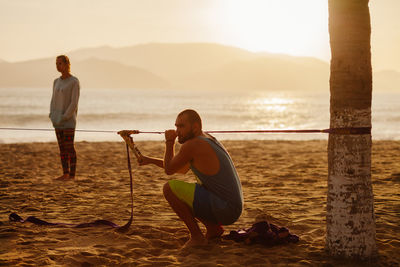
243 94 303 130
252 97 294 112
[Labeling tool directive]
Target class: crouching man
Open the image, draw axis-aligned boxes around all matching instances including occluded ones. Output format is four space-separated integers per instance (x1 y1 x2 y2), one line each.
119 109 243 248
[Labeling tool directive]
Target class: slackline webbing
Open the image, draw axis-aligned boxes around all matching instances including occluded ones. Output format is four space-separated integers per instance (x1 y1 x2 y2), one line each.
0 127 116 133
6 125 372 230
0 127 371 135
9 143 134 232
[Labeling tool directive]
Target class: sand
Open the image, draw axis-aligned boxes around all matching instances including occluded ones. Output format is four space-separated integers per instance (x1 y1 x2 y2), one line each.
0 140 399 266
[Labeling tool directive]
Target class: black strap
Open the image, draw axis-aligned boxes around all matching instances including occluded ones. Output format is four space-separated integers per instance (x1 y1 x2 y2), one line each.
10 143 134 232
116 143 134 232
325 127 371 135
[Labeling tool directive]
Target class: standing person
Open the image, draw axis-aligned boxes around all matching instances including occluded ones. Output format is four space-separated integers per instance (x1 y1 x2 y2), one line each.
119 109 243 248
49 55 80 180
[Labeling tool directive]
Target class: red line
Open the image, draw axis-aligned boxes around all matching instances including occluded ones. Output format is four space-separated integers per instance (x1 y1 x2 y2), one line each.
138 129 328 134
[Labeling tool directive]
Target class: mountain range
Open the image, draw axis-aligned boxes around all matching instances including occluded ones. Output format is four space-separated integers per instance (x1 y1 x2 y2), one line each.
0 43 398 92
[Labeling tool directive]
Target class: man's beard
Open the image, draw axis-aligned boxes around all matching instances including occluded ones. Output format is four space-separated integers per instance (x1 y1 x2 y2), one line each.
178 129 195 144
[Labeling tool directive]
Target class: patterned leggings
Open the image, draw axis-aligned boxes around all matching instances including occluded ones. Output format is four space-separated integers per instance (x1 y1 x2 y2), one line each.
55 128 77 177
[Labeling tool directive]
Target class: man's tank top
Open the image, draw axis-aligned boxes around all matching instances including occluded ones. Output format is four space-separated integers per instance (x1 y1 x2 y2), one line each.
190 136 243 211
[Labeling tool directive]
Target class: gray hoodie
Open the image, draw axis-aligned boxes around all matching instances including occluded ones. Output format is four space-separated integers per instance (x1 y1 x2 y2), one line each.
49 75 80 129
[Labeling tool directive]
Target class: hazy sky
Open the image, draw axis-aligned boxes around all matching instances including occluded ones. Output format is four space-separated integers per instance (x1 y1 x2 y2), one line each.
0 0 399 71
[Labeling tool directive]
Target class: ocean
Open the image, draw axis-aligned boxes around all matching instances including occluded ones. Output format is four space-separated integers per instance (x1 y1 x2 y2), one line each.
0 87 398 143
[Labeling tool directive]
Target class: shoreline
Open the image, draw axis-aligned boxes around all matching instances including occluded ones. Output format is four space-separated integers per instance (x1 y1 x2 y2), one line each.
1 140 399 266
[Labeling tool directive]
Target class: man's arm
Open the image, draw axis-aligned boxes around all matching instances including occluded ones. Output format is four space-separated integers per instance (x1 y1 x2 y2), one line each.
164 138 175 175
139 155 164 168
164 139 193 175
139 154 189 174
118 131 164 168
118 129 192 174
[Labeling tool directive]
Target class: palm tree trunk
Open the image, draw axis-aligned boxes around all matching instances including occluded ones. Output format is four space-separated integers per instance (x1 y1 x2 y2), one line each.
326 0 377 259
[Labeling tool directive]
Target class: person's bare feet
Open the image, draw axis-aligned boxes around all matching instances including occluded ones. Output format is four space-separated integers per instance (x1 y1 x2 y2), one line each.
181 236 208 249
206 225 224 240
54 174 73 180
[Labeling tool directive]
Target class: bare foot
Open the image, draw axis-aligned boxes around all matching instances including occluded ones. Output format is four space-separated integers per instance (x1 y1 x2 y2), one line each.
55 174 73 180
206 225 224 240
181 237 208 249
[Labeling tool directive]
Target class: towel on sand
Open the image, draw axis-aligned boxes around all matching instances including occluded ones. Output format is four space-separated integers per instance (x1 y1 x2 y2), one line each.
223 221 299 246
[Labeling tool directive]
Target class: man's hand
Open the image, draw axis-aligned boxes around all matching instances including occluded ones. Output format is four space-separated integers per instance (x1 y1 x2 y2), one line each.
118 130 134 144
137 155 152 166
165 129 177 142
118 130 165 169
118 130 140 144
118 130 139 136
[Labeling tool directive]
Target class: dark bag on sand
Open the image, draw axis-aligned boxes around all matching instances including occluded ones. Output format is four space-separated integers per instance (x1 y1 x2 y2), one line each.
223 221 299 246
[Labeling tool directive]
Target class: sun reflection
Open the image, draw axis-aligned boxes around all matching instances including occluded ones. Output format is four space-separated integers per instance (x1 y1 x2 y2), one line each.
251 97 294 112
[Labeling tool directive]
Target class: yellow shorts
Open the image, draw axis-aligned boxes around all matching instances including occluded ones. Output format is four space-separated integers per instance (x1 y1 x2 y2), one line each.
168 180 196 210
